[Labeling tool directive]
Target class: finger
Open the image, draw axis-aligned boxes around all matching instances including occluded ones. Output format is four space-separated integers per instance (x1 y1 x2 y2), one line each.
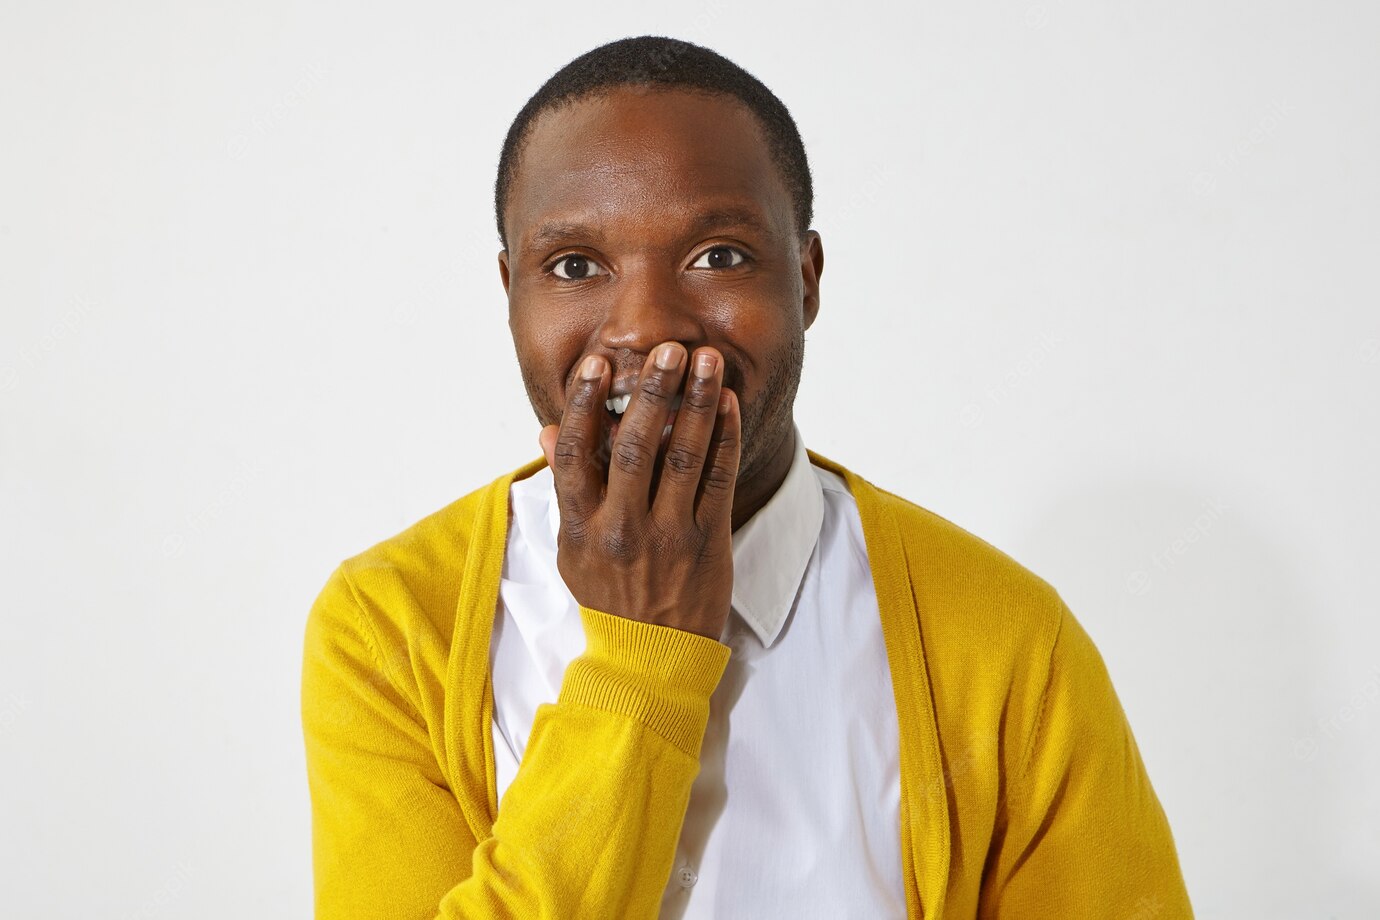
606 341 686 522
550 354 609 533
651 347 722 525
695 387 740 535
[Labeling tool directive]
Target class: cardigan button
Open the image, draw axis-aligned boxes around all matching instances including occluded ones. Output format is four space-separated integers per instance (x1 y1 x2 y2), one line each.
676 865 698 889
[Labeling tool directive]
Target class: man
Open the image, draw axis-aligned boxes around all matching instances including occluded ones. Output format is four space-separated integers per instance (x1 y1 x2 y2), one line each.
301 35 1194 919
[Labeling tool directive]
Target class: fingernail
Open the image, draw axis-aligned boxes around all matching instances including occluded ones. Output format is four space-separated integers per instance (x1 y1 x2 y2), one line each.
655 343 682 370
580 355 604 379
693 352 717 379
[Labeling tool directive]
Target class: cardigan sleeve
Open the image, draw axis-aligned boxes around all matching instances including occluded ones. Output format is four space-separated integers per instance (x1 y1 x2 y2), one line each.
977 599 1196 919
301 565 731 920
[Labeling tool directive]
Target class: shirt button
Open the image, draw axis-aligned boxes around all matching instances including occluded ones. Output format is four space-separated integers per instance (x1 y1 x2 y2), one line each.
676 865 698 889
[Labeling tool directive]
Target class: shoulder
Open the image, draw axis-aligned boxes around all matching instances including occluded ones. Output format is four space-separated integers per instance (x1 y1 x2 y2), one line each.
874 481 1064 641
845 468 1090 802
813 450 1066 651
810 450 1070 720
335 475 493 627
305 459 537 708
873 479 1066 679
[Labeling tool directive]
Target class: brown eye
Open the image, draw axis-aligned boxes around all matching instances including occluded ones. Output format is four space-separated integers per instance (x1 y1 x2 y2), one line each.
551 254 606 280
691 246 745 269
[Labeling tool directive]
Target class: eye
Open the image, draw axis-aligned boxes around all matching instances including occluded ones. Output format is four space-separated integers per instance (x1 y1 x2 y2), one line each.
690 246 747 270
549 254 607 280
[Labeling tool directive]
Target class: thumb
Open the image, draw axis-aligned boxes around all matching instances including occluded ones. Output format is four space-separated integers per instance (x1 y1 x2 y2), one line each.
538 425 557 468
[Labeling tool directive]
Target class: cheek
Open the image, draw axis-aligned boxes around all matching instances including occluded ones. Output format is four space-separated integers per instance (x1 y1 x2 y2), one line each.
719 311 801 361
512 317 599 408
513 307 581 364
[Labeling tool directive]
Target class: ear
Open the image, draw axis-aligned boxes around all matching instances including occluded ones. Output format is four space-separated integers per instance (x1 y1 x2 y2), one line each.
498 249 511 295
799 230 823 331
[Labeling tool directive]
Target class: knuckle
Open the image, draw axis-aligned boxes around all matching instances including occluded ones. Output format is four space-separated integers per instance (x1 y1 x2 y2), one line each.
612 435 653 473
563 513 595 543
649 520 696 556
599 522 640 560
553 435 594 470
701 461 735 493
568 384 600 413
637 375 672 407
662 443 703 476
682 380 719 413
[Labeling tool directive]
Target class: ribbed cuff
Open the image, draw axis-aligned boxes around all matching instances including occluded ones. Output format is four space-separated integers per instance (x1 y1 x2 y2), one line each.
557 605 733 759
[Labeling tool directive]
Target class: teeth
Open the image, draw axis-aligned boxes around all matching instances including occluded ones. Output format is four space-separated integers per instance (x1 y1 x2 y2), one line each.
604 393 683 415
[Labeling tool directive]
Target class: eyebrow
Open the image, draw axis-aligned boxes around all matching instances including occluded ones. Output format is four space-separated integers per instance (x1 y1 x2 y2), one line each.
521 206 773 255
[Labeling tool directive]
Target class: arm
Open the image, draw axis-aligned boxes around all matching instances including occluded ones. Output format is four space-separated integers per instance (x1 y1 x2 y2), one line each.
302 566 731 920
978 600 1195 918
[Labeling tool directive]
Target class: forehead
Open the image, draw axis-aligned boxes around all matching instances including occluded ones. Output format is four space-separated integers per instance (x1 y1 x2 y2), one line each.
506 87 794 253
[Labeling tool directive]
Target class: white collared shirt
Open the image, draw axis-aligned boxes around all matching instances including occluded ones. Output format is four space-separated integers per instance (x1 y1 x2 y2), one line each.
490 422 905 917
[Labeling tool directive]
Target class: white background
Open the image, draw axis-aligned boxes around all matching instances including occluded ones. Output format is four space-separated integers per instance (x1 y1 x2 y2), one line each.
2 1 1377 916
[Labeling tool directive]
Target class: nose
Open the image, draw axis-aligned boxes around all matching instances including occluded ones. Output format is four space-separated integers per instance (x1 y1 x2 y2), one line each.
596 262 706 359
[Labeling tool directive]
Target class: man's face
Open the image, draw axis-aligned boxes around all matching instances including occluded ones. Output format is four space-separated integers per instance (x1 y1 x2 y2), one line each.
499 85 823 490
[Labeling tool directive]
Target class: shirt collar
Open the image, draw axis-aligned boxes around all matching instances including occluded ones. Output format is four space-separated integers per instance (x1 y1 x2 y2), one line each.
544 420 823 649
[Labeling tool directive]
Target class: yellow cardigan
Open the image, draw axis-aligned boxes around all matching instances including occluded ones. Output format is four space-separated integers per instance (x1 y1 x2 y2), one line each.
301 449 1194 918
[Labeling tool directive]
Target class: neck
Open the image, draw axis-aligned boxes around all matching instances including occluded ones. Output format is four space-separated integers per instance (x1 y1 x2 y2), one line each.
730 421 796 534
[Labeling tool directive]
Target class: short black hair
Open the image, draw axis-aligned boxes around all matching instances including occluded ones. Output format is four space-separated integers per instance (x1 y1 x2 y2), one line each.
493 35 813 250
